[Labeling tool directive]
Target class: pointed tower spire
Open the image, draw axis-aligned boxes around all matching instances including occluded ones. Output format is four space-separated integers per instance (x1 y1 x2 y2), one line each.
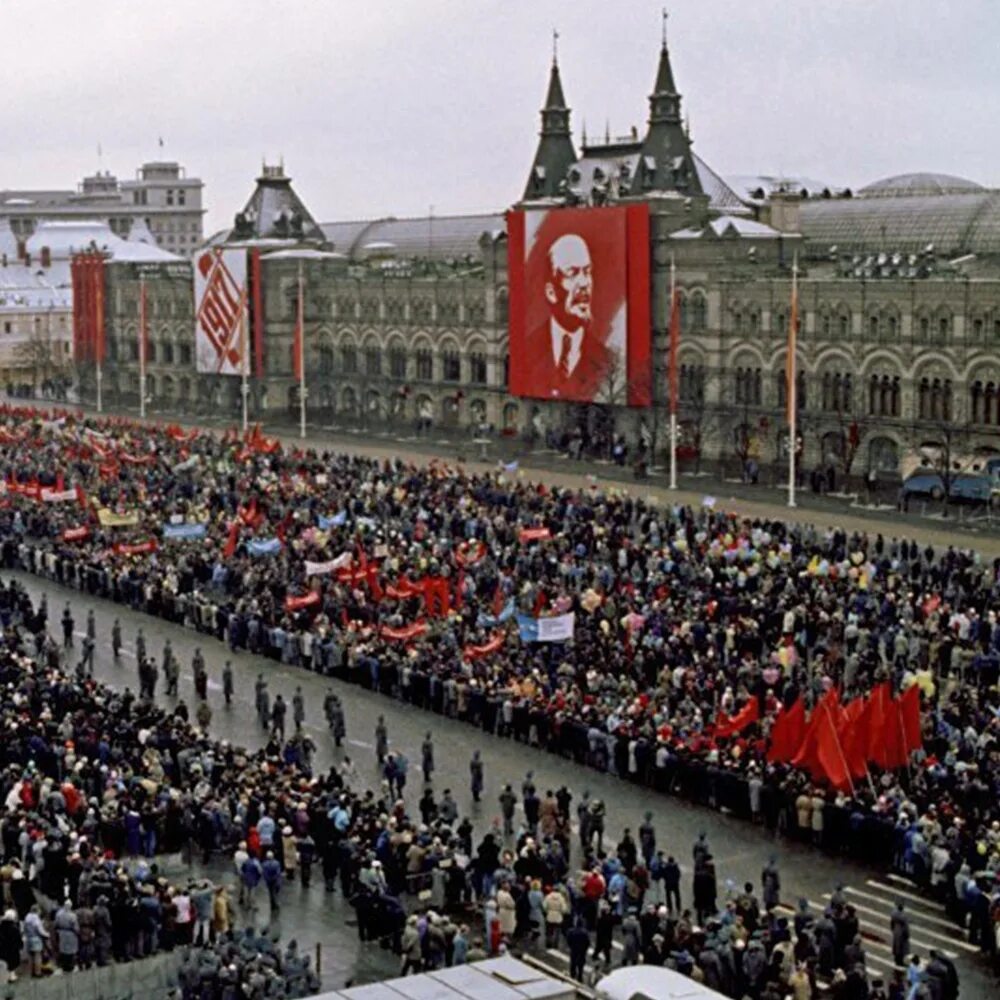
522 37 578 201
630 13 702 197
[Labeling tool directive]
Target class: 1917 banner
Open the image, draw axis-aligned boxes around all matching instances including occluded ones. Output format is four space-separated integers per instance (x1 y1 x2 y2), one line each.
194 248 248 375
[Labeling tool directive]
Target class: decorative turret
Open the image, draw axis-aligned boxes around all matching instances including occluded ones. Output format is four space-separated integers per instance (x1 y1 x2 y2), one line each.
629 14 702 197
225 162 326 245
522 32 578 201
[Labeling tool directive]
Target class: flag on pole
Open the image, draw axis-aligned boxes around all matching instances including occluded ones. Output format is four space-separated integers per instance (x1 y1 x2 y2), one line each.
668 275 681 415
293 267 305 380
786 262 798 426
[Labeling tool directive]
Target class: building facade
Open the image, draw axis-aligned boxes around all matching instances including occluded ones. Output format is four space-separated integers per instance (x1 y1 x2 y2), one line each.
1 160 205 256
87 34 1000 483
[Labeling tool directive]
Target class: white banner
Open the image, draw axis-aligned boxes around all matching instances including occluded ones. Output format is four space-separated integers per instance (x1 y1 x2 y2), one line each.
305 552 353 577
537 612 575 643
194 248 248 376
41 488 78 503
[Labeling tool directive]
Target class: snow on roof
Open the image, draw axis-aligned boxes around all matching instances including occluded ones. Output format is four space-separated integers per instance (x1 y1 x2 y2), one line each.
669 215 783 240
262 248 346 261
25 220 180 262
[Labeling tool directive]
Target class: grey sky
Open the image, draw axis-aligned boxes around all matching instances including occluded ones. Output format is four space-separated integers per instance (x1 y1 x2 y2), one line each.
3 0 998 234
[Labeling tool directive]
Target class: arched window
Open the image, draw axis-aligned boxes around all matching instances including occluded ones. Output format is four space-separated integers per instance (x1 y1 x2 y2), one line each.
918 377 930 420
318 344 334 375
442 349 461 382
750 311 759 335
733 310 744 334
389 345 407 379
365 344 381 377
890 377 901 417
470 351 487 384
869 315 880 340
822 372 833 411
415 347 433 381
690 294 707 331
839 313 850 337
341 343 358 375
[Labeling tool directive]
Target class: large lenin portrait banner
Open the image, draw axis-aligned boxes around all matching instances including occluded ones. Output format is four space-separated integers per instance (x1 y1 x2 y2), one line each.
194 248 249 376
507 204 650 405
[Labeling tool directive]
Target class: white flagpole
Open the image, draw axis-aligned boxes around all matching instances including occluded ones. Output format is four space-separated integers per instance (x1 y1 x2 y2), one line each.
788 255 799 508
298 261 307 440
139 276 147 420
669 254 678 491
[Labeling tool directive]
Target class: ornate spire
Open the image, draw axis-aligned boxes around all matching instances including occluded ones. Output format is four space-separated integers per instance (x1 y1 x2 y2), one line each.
522 41 578 201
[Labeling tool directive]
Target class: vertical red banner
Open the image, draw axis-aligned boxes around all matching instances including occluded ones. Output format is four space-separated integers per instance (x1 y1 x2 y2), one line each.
251 248 265 377
93 254 105 365
625 203 651 407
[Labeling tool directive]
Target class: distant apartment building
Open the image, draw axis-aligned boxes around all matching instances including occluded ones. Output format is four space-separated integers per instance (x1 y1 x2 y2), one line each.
0 160 204 256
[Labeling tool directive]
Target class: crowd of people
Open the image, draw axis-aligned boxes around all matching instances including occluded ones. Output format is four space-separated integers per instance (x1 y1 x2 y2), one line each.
0 407 996 989
0 565 980 999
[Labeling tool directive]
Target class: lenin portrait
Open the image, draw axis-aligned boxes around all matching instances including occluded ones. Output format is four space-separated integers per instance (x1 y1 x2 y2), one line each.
508 205 649 406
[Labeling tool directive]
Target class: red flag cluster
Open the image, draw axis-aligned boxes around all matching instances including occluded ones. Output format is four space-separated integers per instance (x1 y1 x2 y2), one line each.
766 682 923 793
715 699 760 739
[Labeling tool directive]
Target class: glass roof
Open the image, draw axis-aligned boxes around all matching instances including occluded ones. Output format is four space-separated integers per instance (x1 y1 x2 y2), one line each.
800 191 1000 255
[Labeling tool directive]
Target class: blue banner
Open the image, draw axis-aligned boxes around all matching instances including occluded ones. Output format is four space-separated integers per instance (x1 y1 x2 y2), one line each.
163 523 207 541
318 511 347 530
517 613 539 643
248 537 282 556
477 599 516 628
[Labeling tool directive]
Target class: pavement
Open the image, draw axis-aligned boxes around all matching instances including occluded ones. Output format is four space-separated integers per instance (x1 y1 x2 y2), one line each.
8 567 994 996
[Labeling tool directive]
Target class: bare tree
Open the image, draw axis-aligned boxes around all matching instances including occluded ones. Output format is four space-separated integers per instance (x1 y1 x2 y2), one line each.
14 323 66 394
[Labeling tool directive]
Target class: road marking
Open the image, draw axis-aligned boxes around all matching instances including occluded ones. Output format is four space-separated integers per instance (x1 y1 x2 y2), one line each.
822 895 973 953
865 879 947 913
849 887 959 930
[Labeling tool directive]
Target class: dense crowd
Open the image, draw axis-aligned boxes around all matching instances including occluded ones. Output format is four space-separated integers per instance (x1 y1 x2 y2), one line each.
0 408 997 982
0 569 987 999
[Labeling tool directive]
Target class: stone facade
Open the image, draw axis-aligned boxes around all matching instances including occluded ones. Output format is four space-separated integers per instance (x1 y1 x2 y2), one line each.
90 38 1000 483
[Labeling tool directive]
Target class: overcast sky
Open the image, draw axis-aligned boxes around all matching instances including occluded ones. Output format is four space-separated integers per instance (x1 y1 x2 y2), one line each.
3 0 998 234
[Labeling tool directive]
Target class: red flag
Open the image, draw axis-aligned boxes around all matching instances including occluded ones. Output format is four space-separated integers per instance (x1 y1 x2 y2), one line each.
55 473 65 492
898 684 922 754
840 698 871 781
222 520 240 559
491 582 505 618
813 697 854 794
866 681 893 769
454 570 465 611
668 280 680 415
716 698 760 739
792 688 839 781
766 699 806 763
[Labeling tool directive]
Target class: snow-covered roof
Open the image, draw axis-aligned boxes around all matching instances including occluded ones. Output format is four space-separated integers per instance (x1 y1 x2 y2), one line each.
0 261 72 311
262 248 346 261
26 220 181 263
597 965 727 1000
670 215 784 240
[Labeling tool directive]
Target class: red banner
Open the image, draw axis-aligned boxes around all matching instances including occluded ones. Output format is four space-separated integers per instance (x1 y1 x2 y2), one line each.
114 540 157 556
62 526 90 542
462 632 505 660
455 540 487 567
285 591 320 612
251 248 265 378
519 527 551 543
380 621 428 642
507 205 650 405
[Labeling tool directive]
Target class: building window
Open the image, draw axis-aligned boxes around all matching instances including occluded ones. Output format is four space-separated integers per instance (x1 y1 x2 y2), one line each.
365 345 381 377
162 343 174 364
734 366 762 406
973 318 984 339
503 353 510 387
821 313 832 337
442 350 460 382
919 316 930 339
470 352 487 385
971 381 998 426
389 346 407 379
318 345 334 375
839 313 849 337
777 311 788 337
415 348 433 381
166 189 174 206
868 374 900 417
689 295 706 331
938 316 950 340
918 377 952 421
179 344 191 365
776 370 807 412
147 342 157 363
869 315 879 339
341 344 358 375
821 372 852 412
749 311 759 335
733 311 743 335
177 190 186 206
679 364 705 404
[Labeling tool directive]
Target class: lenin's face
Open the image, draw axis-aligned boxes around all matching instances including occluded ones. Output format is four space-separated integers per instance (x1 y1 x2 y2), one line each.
545 235 593 332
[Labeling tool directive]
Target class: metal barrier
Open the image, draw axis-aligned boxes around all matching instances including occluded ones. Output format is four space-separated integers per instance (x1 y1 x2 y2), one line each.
6 951 182 1000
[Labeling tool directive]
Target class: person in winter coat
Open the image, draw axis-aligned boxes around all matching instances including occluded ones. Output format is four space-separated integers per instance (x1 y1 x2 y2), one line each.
496 882 517 939
240 854 263 908
400 916 422 975
262 852 283 912
93 896 112 967
566 921 590 981
543 886 568 948
0 909 22 981
890 901 910 967
281 827 298 878
53 900 80 972
22 906 47 977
